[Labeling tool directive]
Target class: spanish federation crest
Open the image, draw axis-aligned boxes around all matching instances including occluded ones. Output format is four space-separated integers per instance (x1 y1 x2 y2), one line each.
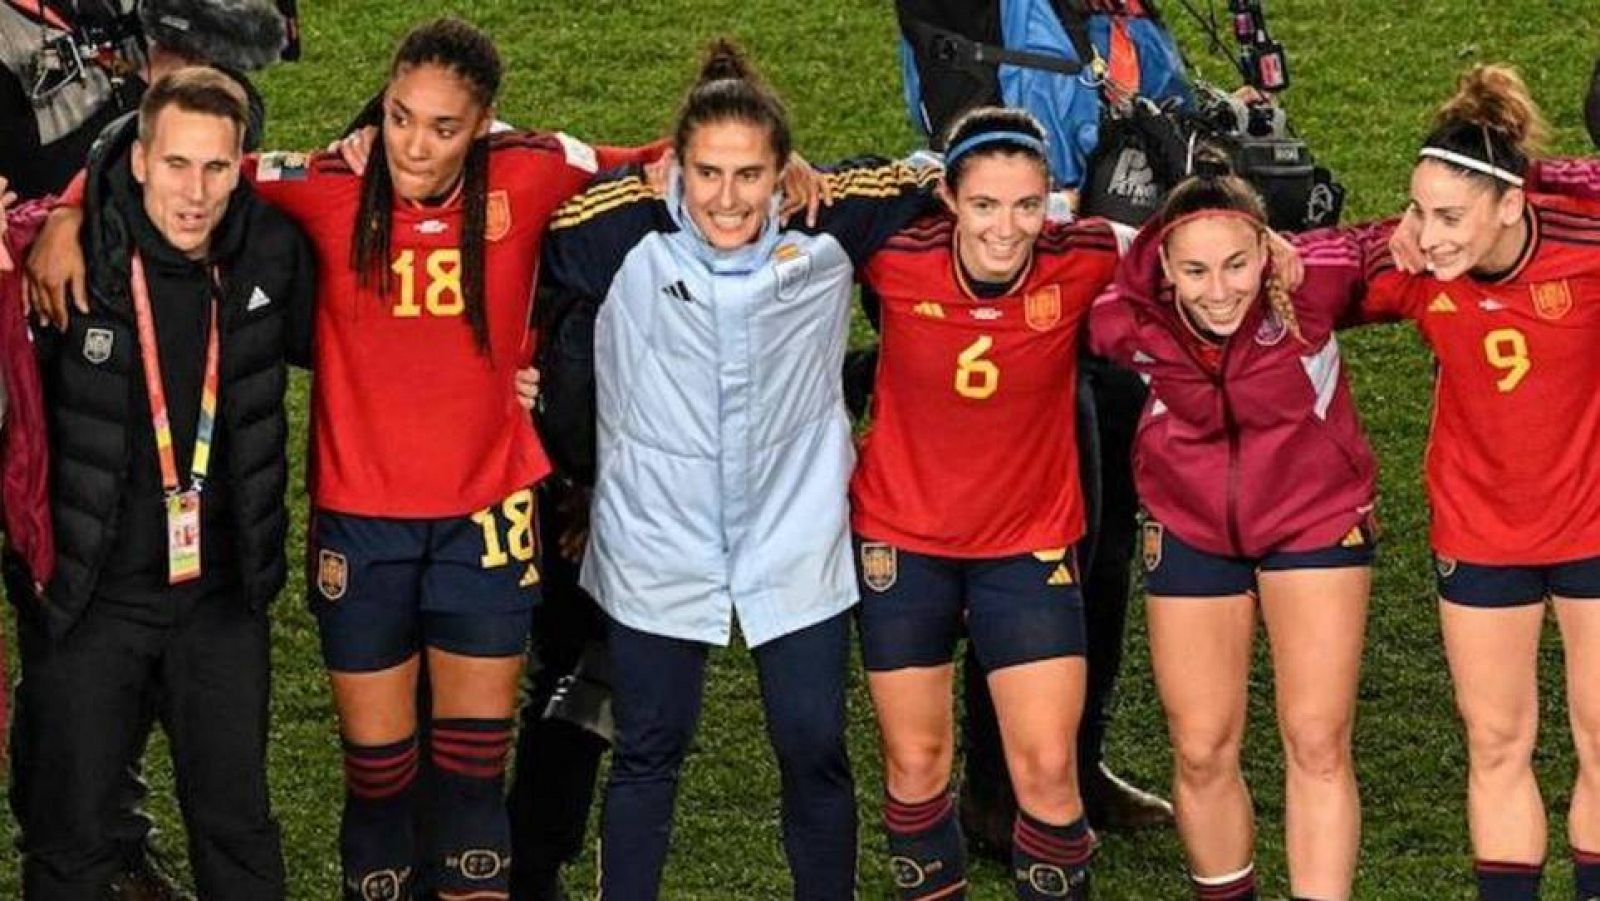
1531 279 1573 321
1141 521 1164 572
773 243 812 302
317 549 348 601
485 190 512 242
1254 309 1288 346
82 327 114 364
1025 285 1062 331
859 542 897 592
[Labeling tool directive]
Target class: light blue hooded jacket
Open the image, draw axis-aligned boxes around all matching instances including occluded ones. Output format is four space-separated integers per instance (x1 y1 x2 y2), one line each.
542 159 933 646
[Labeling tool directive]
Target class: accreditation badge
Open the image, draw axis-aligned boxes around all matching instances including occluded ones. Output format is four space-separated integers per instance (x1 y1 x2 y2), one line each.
166 489 203 583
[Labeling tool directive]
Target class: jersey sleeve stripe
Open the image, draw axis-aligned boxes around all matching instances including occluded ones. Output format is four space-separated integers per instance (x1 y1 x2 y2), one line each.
550 181 655 230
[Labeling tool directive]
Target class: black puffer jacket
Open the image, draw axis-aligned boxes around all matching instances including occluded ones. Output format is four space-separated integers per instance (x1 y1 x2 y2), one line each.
36 115 313 637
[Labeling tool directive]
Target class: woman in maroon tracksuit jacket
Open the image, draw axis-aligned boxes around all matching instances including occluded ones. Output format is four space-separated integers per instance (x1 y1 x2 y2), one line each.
1087 162 1378 901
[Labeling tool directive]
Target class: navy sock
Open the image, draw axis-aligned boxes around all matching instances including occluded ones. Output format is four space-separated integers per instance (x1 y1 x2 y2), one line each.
1475 860 1542 901
1192 863 1256 900
1012 810 1092 900
1578 847 1600 900
884 787 967 900
341 734 420 901
429 717 516 899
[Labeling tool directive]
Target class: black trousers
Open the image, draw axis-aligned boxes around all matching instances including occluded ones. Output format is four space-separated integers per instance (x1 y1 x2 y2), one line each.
962 356 1147 818
507 485 610 897
10 582 284 900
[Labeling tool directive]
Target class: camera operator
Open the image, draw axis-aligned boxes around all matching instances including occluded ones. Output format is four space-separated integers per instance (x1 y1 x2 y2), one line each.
0 0 285 202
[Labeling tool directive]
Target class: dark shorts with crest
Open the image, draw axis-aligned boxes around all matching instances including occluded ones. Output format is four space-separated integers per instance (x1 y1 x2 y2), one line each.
309 487 543 672
853 537 1086 673
1140 516 1377 598
1434 553 1600 608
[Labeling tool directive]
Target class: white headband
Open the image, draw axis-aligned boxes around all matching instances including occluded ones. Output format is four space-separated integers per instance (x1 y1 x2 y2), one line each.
1418 146 1525 187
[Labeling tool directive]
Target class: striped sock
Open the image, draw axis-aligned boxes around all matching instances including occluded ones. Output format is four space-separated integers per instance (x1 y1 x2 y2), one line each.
429 718 516 900
1577 847 1600 900
1193 863 1257 900
1012 810 1092 900
340 734 420 900
1474 859 1542 900
884 788 967 900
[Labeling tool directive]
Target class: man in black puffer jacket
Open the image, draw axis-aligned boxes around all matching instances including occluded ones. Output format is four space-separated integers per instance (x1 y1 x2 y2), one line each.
8 66 313 900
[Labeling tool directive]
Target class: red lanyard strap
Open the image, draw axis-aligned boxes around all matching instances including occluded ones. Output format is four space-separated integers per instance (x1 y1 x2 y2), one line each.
129 252 220 493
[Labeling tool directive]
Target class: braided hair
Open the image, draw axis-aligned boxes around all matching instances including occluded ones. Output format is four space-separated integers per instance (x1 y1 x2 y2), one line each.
1154 151 1303 344
351 17 501 353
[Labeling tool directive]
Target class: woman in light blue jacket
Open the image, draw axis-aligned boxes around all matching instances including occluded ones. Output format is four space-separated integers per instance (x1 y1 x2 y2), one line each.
541 38 934 900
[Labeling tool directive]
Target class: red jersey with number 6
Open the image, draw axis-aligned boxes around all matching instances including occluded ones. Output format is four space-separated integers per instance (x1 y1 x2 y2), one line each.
1363 195 1600 564
248 131 650 517
851 214 1121 557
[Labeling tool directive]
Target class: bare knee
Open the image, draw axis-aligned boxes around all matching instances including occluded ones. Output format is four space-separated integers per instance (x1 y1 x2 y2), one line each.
885 739 954 801
1006 743 1076 811
1281 715 1353 784
1462 710 1536 777
1172 729 1242 792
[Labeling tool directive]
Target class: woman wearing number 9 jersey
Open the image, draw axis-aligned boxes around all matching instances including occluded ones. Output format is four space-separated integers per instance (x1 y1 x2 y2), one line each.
1363 64 1600 901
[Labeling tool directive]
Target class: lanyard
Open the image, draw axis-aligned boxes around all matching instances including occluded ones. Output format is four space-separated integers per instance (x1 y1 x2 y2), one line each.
129 252 220 495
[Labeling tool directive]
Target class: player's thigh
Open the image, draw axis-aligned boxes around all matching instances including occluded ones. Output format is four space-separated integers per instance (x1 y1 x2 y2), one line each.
308 509 428 675
420 487 542 663
1438 588 1544 746
1143 526 1256 747
1550 558 1600 759
965 546 1085 674
1255 564 1369 742
854 538 964 673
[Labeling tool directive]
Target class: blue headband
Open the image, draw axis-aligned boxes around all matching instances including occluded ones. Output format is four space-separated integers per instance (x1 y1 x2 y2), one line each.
945 130 1048 168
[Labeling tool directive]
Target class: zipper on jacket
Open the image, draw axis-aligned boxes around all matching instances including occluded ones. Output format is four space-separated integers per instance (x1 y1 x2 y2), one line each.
1147 307 1250 557
1220 388 1246 557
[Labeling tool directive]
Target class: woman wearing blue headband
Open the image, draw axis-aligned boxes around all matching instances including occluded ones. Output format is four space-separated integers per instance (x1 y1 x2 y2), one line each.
850 106 1123 900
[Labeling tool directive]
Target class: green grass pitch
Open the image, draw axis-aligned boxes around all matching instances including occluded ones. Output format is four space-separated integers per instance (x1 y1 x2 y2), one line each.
3 1 1600 897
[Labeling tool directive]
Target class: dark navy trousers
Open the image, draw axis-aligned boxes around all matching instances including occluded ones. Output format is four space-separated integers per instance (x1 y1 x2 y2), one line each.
599 611 856 900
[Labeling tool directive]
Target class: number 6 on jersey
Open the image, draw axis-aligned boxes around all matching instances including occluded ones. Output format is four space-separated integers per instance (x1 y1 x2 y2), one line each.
956 335 1000 400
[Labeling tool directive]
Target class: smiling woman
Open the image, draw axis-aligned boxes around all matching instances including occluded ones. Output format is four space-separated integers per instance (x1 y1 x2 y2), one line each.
538 37 937 900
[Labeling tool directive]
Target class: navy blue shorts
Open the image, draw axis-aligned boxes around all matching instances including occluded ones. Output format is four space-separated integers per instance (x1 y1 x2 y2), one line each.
309 487 543 672
1141 517 1377 598
854 537 1086 674
1435 553 1600 607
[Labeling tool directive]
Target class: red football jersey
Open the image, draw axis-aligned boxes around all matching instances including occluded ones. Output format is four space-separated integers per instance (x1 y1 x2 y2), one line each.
249 131 641 517
1364 196 1600 564
852 215 1120 557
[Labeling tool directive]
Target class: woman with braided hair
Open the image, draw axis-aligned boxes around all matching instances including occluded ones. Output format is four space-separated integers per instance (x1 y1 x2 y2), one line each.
1088 158 1379 901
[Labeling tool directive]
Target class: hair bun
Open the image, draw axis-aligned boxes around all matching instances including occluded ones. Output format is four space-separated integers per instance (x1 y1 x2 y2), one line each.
1189 144 1235 180
697 37 754 84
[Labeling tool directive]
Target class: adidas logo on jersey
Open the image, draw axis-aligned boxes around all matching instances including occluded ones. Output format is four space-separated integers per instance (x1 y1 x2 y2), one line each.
1047 564 1074 586
519 563 541 588
1427 294 1457 313
912 301 945 319
662 280 696 304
